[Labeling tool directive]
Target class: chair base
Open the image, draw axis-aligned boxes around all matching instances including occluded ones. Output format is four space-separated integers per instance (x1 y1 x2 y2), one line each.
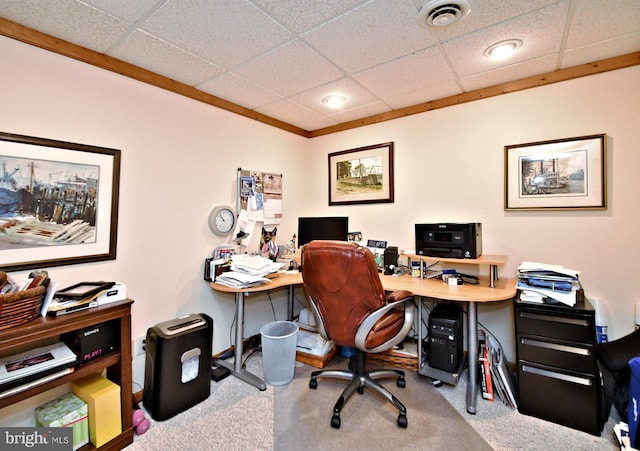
309 350 408 429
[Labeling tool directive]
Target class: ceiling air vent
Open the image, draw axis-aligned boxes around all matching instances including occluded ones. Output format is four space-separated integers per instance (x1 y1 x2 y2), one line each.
417 0 471 29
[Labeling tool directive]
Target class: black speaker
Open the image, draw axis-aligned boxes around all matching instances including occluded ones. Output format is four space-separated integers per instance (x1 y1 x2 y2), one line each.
383 246 398 274
428 303 463 373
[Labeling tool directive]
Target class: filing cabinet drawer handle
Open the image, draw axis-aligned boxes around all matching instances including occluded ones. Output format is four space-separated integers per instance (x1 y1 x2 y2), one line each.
520 337 591 356
519 312 589 326
521 364 592 386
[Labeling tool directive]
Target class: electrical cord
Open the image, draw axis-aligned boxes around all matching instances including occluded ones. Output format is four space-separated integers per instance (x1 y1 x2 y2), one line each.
242 348 260 369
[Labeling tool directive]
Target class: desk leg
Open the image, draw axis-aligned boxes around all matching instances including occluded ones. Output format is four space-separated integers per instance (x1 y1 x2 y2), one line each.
466 301 478 414
215 292 267 391
288 285 294 322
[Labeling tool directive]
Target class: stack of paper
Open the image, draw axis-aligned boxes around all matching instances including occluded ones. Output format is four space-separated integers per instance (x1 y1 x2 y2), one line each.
214 255 285 288
214 271 271 289
517 261 582 306
230 254 283 277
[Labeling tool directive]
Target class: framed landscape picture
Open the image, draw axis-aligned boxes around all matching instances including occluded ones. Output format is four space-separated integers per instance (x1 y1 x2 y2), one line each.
328 142 394 206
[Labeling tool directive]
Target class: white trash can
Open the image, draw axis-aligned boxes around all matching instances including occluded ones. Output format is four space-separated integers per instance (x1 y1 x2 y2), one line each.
260 321 299 385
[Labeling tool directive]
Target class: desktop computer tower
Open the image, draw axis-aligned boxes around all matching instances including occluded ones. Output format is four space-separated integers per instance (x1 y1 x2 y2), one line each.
428 303 463 373
143 313 213 421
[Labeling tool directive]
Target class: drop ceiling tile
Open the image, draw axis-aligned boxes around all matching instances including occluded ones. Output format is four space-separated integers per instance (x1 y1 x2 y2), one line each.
303 0 437 73
352 46 452 100
427 0 561 41
561 32 640 68
1 0 639 133
384 80 462 109
289 78 378 114
110 30 224 85
459 54 558 91
139 0 291 68
234 39 343 97
255 98 322 125
198 72 282 109
443 2 568 78
567 0 640 48
252 0 364 33
82 0 160 23
0 0 130 52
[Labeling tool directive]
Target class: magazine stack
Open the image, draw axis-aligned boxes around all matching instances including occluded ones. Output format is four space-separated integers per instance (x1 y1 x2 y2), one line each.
516 261 583 307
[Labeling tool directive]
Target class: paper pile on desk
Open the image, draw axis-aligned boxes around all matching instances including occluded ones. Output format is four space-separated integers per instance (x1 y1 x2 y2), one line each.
214 255 284 288
230 254 283 277
516 261 582 306
215 271 272 289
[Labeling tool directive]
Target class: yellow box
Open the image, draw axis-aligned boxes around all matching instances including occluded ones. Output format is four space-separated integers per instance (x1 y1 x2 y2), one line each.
71 373 122 447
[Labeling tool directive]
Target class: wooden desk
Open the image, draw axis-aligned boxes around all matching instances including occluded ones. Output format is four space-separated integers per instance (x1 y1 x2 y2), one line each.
211 272 516 414
211 272 301 390
380 274 516 414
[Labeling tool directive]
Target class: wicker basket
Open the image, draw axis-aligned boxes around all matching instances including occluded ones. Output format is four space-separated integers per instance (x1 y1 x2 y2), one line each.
0 285 46 331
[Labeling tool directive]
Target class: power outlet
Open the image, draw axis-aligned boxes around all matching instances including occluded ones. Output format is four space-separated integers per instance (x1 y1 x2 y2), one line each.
134 336 146 356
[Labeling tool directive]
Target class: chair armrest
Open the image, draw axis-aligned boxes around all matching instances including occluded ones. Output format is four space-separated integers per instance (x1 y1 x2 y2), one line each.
355 294 415 353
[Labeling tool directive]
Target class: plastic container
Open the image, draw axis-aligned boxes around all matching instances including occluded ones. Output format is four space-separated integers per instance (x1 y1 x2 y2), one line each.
260 321 299 385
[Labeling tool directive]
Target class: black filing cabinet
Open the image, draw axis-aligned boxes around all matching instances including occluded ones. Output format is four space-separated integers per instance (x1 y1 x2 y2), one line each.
514 299 606 435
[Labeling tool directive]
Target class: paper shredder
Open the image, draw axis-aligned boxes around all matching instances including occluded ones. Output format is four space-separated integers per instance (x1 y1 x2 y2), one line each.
143 313 213 420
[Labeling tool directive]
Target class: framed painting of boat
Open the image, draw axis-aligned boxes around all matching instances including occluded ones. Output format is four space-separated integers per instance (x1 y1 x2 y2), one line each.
504 134 606 211
0 132 120 271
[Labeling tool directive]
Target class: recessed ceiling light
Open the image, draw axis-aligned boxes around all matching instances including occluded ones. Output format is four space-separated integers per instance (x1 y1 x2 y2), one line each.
484 39 523 60
417 0 471 29
322 95 347 109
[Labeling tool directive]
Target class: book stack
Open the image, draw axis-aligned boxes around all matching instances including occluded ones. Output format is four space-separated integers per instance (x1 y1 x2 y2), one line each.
516 261 583 307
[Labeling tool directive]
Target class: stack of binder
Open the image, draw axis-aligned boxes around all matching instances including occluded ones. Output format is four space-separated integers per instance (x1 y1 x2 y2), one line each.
516 261 583 307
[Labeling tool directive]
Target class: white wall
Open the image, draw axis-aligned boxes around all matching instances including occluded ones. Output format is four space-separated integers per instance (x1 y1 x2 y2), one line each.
309 66 640 360
0 36 309 399
1 33 639 402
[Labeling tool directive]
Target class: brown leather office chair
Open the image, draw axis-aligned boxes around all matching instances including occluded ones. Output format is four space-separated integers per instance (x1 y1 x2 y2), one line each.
301 240 415 429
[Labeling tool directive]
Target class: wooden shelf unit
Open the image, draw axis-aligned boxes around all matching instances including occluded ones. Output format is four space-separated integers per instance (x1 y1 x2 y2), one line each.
0 299 134 451
401 253 508 288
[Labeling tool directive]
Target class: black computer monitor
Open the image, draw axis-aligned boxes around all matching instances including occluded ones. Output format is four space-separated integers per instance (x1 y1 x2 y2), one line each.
297 217 349 247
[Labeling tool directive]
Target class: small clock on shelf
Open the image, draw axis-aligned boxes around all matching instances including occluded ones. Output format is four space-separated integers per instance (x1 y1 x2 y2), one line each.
209 205 236 237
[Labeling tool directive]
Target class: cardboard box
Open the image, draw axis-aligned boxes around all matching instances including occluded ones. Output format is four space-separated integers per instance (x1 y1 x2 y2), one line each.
35 392 89 450
296 345 337 368
71 374 122 447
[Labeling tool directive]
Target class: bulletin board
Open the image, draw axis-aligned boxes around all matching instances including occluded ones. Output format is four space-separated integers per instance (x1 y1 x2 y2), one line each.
237 168 283 226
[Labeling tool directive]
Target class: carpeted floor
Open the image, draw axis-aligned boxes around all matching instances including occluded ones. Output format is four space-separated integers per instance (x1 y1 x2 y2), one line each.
126 353 621 450
273 356 492 450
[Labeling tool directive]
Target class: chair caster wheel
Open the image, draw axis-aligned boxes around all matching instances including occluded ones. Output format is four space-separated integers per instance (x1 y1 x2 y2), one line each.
309 378 318 389
357 386 364 394
331 414 341 429
397 414 408 428
397 377 406 388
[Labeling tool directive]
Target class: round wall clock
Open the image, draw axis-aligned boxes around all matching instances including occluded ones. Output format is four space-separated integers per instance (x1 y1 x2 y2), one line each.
209 205 236 237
